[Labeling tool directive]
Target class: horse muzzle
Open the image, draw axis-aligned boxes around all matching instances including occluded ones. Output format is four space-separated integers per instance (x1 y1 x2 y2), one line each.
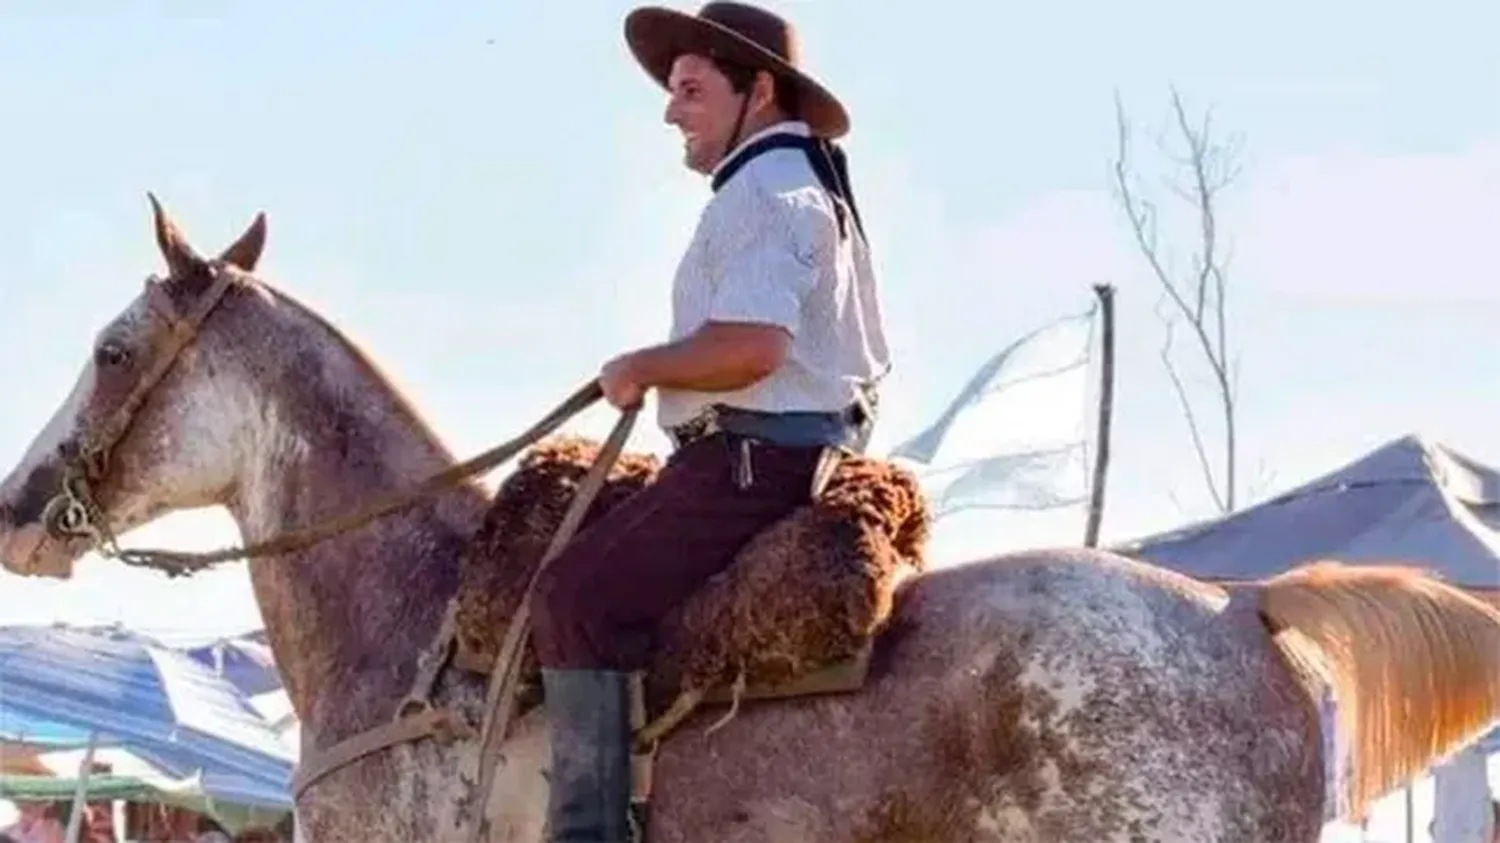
0 519 75 579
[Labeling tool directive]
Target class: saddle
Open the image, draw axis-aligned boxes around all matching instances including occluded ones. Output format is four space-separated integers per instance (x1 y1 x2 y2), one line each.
451 434 931 749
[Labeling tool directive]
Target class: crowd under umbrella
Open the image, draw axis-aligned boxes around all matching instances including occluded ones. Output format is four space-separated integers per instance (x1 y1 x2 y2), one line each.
0 623 294 823
0 742 289 835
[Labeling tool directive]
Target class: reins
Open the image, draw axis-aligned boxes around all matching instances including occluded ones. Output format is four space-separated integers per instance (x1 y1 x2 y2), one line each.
42 258 643 826
83 377 616 576
44 260 624 577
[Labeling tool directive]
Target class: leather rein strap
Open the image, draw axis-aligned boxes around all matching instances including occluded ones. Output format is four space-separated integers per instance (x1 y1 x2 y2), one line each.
460 404 638 843
46 261 613 574
42 260 640 818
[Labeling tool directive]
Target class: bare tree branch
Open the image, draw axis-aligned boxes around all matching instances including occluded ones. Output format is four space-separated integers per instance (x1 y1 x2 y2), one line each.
1158 319 1227 513
1245 457 1280 506
1112 87 1246 513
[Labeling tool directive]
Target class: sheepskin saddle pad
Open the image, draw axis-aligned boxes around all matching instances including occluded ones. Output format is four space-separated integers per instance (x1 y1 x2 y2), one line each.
452 434 932 739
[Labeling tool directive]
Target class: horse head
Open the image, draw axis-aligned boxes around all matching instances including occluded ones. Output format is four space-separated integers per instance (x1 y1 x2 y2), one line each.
0 195 268 579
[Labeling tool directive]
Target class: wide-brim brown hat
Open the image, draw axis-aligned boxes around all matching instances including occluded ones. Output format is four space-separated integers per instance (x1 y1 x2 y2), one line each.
624 2 850 139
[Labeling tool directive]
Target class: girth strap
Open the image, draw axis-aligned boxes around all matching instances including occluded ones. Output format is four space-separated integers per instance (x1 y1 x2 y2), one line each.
290 706 474 799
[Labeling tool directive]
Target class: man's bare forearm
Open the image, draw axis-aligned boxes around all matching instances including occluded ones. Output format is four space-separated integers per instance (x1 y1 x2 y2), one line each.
623 322 790 393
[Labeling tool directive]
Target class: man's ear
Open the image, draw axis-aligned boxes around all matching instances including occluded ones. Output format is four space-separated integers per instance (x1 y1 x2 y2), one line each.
754 70 779 113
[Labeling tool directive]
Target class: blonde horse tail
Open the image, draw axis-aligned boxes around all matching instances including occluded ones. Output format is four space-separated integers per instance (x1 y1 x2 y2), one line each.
1257 560 1500 821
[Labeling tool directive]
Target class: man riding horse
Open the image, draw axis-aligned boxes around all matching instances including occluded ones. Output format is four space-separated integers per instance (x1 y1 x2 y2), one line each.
529 2 890 839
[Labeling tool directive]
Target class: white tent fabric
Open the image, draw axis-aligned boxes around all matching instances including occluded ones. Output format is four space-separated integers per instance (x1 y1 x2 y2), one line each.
1113 434 1500 590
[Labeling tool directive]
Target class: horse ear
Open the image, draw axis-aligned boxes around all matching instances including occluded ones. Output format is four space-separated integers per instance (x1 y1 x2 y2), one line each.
147 192 205 278
218 211 267 272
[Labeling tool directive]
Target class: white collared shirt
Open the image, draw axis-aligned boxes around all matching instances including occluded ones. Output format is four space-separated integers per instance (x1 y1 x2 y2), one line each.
657 120 892 432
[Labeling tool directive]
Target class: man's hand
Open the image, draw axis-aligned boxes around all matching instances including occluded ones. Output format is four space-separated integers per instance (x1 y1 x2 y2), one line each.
599 353 647 410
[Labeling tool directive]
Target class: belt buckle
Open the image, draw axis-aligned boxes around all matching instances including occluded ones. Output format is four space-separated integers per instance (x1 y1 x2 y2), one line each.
671 407 721 450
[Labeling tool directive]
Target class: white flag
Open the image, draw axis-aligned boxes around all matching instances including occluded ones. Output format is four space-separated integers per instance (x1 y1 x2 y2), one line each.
887 303 1098 521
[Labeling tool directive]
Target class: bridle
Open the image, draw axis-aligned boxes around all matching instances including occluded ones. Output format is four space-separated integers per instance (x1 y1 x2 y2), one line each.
31 258 637 831
40 260 625 578
42 261 242 568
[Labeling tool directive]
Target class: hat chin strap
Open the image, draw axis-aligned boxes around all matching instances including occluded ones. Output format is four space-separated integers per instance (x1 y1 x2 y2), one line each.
719 92 753 168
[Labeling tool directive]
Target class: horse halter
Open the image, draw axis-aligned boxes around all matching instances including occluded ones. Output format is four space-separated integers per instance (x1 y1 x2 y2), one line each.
41 260 241 575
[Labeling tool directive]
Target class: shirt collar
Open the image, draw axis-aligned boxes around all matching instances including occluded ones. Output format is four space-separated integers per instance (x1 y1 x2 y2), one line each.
710 120 812 180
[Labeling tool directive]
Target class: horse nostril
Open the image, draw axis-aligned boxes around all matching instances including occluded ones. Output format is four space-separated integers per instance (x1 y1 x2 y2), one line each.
9 463 64 526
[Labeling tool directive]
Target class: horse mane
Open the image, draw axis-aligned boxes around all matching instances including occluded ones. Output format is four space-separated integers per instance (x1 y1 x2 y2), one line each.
241 276 481 489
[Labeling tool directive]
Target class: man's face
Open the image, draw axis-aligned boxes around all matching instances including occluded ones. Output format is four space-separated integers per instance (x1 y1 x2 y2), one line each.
664 53 747 174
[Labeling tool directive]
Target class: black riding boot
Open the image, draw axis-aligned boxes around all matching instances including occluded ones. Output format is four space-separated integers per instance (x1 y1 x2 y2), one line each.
542 668 634 843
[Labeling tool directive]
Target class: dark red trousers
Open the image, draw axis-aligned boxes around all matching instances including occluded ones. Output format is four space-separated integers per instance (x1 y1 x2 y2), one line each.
531 432 824 671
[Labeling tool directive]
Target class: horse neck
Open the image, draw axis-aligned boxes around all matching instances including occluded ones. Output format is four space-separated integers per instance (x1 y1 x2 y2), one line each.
218 289 489 744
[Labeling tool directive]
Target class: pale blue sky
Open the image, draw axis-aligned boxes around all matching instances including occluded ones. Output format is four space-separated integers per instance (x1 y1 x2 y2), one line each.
0 0 1496 648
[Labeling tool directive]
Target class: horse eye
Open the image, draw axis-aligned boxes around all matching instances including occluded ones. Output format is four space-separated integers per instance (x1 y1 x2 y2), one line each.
95 342 131 368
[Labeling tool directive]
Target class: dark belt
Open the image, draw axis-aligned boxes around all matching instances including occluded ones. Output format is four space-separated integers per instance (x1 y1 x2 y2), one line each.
668 401 872 452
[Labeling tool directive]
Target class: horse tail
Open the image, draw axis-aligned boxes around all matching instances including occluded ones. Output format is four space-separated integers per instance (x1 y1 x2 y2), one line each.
1257 560 1500 821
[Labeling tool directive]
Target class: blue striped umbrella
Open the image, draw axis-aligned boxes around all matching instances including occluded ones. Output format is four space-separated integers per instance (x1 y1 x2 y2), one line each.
0 624 293 808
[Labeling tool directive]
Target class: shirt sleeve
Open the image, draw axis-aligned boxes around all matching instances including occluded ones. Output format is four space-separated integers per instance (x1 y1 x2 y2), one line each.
703 182 832 337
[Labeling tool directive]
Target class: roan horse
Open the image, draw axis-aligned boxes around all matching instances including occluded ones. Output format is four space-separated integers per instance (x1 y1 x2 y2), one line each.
3 199 1500 843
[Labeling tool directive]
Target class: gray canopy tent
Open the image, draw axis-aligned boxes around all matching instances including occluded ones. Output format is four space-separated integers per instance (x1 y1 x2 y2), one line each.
1113 433 1500 593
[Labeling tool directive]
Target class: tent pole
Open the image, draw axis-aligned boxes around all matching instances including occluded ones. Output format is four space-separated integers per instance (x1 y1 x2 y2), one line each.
63 730 98 843
1083 283 1117 548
